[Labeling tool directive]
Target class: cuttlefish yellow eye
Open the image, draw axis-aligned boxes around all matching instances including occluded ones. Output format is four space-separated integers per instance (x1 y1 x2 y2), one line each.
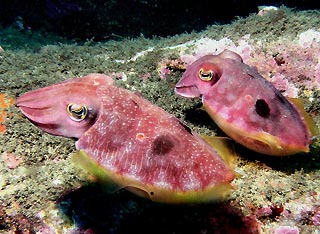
67 103 88 121
198 68 214 81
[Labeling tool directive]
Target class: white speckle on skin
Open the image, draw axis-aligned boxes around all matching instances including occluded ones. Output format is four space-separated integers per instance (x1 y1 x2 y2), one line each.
226 93 237 102
181 171 201 191
218 106 230 121
123 171 141 182
153 181 173 190
153 166 173 190
233 101 243 111
249 111 260 123
232 116 247 128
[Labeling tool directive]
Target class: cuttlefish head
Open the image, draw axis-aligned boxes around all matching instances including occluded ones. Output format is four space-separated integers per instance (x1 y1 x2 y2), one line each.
175 49 243 98
16 73 114 139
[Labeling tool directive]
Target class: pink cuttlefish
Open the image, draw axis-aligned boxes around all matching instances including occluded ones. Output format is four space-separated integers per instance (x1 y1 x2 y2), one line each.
16 73 235 203
175 49 318 156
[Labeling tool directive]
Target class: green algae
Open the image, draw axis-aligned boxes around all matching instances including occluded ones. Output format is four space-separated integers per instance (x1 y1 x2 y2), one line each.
0 7 320 233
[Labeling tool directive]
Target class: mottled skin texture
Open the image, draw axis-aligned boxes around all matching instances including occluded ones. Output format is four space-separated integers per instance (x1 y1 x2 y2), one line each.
16 73 235 203
175 50 313 156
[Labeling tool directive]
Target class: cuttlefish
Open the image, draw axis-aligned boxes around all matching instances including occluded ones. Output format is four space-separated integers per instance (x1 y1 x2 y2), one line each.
16 73 235 203
175 49 318 156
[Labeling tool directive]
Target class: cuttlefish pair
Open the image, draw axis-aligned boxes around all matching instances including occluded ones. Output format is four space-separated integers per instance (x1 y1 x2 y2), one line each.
16 50 318 203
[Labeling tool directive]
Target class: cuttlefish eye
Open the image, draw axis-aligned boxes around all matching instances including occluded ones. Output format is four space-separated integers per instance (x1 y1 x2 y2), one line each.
67 103 88 121
198 68 214 81
198 63 222 83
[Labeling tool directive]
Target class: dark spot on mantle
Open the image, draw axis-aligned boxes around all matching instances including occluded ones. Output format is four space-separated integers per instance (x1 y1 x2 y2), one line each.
151 135 175 155
255 99 270 118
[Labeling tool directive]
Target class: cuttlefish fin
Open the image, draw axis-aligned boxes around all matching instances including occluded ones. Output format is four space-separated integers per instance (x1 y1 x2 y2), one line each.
72 149 235 203
288 98 319 136
71 150 120 192
201 135 237 173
